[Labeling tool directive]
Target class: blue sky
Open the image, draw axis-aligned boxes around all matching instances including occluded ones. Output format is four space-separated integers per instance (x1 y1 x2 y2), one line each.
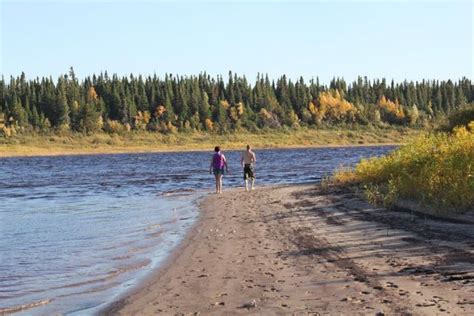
1 0 472 83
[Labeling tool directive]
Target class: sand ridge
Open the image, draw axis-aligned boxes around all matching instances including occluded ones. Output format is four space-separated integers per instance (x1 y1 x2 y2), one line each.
101 184 474 315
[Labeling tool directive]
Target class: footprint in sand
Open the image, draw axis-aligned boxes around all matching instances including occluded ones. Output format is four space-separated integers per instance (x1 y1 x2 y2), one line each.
215 293 228 298
415 302 436 307
239 299 257 309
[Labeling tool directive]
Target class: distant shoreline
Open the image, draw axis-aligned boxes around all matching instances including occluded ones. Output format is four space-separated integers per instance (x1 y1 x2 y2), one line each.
0 128 414 158
0 142 400 158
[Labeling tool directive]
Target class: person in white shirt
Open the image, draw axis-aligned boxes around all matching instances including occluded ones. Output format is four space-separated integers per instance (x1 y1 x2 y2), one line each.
240 145 256 191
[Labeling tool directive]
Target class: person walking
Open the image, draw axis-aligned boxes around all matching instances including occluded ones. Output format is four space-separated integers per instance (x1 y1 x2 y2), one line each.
209 146 228 194
241 145 256 191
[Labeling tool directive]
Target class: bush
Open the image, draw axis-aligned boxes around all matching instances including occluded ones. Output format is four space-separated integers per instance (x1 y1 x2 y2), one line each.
440 104 474 132
333 127 474 213
103 120 126 134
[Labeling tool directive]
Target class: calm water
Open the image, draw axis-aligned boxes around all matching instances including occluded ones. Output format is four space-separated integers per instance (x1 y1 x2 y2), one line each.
0 146 395 315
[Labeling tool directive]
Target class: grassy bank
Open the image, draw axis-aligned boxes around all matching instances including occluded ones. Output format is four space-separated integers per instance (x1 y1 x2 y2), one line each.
0 127 418 157
332 125 474 213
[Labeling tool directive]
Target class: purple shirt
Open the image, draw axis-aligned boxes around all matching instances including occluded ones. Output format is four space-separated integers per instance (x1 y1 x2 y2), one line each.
212 152 225 169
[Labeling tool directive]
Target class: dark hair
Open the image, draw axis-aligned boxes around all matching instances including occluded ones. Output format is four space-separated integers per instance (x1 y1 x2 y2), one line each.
214 146 220 152
246 145 250 150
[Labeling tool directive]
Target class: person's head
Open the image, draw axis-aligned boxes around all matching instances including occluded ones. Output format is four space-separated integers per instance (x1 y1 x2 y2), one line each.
246 145 251 151
214 146 220 152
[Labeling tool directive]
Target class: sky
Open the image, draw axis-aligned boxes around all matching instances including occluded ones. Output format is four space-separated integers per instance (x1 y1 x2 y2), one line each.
0 0 472 84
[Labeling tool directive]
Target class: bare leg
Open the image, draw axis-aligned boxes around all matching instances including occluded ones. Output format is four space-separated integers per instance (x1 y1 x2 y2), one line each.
251 178 255 190
245 179 249 191
214 174 219 193
218 174 223 193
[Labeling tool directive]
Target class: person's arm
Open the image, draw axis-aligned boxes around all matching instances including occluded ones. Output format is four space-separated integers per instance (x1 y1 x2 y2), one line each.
252 152 256 163
223 155 229 173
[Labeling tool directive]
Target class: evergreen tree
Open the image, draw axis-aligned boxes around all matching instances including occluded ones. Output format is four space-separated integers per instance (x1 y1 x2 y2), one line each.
198 90 211 124
11 95 28 127
78 102 101 134
52 79 70 127
0 71 471 134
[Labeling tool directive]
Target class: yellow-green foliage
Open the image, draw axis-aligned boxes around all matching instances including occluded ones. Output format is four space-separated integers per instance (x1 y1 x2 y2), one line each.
337 125 474 212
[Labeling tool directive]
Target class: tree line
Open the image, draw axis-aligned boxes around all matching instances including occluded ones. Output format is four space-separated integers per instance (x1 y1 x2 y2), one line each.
0 68 472 136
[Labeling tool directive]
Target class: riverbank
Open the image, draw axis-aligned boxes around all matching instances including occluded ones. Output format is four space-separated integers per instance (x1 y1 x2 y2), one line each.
101 184 474 315
0 128 418 157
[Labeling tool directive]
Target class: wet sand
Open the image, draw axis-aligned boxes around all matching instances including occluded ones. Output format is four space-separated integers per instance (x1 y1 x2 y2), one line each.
101 184 474 315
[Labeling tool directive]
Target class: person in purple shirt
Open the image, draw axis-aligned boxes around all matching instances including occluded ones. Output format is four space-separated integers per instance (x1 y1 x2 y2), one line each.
209 146 229 194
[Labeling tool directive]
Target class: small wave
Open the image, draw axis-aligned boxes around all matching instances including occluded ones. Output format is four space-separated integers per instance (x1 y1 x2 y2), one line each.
40 276 112 293
112 254 132 261
127 245 153 254
57 281 121 299
144 223 162 231
112 260 151 275
0 298 52 314
159 188 196 196
26 194 57 200
145 231 163 239
42 259 151 292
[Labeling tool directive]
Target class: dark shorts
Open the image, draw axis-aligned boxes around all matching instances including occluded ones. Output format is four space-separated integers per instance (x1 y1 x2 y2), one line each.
213 168 224 176
243 164 255 180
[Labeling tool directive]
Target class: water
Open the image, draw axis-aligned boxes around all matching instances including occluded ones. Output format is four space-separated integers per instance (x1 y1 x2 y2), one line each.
0 146 395 315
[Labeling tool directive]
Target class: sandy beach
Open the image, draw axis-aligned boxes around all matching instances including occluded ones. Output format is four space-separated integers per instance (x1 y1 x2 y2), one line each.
101 184 474 315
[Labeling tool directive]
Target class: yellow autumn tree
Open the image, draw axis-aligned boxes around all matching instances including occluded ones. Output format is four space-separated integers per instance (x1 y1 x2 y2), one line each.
155 105 166 118
219 100 230 110
259 108 272 120
134 111 151 130
205 118 214 131
104 120 125 133
288 110 300 127
378 96 405 123
87 86 98 103
229 107 239 123
308 101 324 124
228 102 245 127
236 102 244 116
312 90 356 124
72 100 80 111
166 121 177 133
0 113 12 137
258 108 281 128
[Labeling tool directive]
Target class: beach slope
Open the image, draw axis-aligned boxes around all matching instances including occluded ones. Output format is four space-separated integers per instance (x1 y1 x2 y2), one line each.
102 184 474 315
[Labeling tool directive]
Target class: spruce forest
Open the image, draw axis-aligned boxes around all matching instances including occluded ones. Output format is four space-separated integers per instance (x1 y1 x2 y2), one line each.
1 69 472 136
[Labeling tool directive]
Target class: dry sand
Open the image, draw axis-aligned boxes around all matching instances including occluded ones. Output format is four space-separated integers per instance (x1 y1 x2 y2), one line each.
101 184 474 315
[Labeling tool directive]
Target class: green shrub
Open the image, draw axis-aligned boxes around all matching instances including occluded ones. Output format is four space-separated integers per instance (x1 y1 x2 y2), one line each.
440 104 474 132
334 126 474 213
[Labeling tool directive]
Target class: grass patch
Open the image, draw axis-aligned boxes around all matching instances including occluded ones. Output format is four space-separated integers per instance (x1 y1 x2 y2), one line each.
332 126 474 213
